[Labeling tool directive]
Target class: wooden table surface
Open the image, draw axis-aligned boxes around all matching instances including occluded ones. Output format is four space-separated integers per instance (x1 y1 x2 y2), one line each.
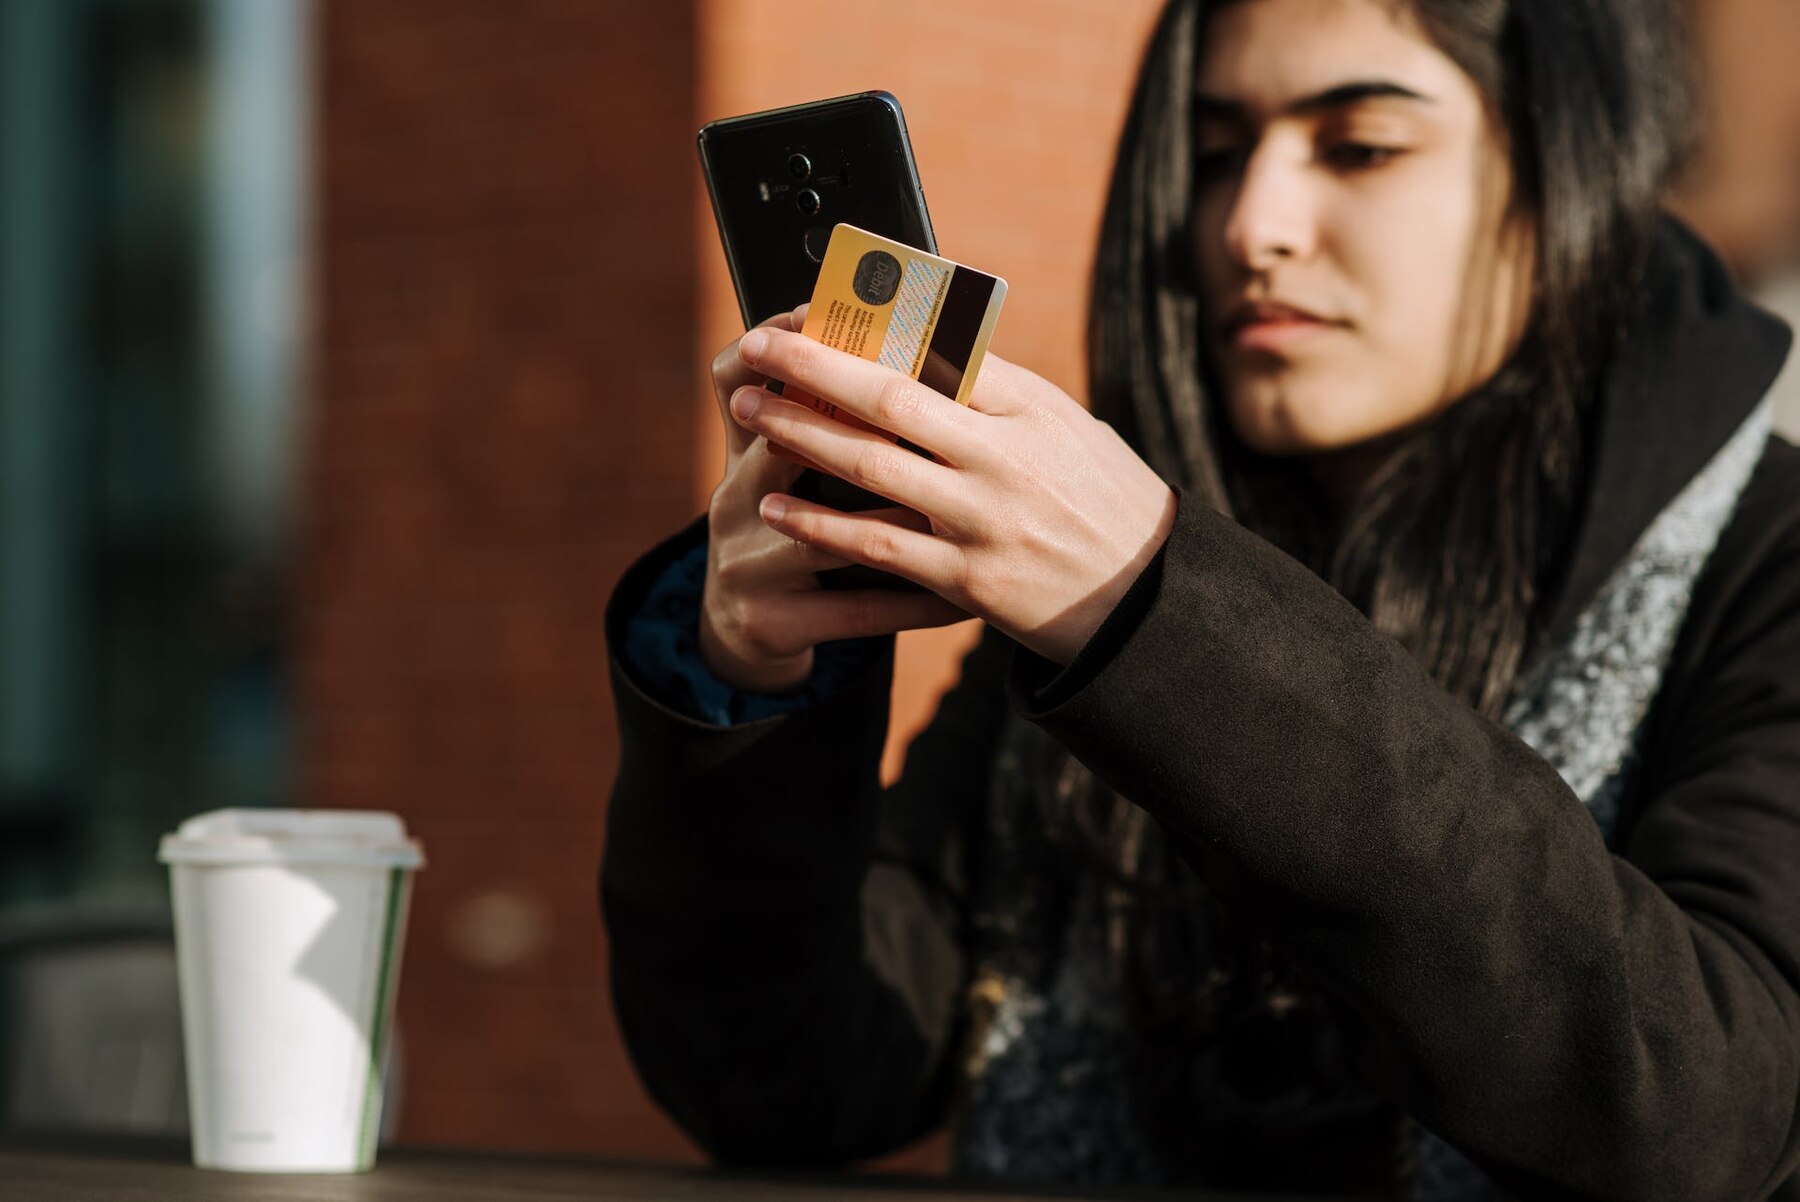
0 1134 1333 1202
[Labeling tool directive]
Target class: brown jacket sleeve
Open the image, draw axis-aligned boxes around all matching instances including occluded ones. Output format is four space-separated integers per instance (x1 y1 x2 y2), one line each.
600 514 1013 1165
1011 485 1800 1202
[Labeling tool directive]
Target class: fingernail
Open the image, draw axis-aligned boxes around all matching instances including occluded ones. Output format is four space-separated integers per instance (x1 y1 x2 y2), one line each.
761 495 787 522
739 329 768 361
731 387 761 420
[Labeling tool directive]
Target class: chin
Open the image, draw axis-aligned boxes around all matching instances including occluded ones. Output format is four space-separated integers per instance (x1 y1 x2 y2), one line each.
1224 387 1372 457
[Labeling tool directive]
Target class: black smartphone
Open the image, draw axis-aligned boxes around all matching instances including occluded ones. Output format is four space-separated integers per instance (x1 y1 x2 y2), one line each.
699 91 935 592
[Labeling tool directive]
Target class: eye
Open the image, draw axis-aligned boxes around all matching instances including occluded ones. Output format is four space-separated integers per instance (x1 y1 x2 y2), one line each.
1194 145 1248 179
1322 141 1404 170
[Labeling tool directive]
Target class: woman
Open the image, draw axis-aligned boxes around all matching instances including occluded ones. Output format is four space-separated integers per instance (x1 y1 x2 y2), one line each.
602 0 1800 1196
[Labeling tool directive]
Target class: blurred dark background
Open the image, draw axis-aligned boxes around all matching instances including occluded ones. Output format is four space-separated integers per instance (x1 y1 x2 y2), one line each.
2 0 295 905
0 0 1794 1173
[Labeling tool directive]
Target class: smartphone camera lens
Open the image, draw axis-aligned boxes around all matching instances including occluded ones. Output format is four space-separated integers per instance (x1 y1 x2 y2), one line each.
787 153 812 181
796 188 822 216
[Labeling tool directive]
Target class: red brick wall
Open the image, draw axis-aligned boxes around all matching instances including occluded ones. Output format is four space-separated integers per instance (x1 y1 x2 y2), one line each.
305 0 1162 1166
305 0 699 1157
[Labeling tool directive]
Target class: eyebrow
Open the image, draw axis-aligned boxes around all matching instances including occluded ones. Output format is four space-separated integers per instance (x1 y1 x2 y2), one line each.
1195 80 1435 122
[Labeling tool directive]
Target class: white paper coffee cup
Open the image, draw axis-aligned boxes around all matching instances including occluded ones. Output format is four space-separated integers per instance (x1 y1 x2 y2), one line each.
159 808 424 1173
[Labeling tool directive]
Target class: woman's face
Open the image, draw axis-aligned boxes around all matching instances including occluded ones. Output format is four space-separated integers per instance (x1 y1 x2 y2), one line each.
1193 0 1535 459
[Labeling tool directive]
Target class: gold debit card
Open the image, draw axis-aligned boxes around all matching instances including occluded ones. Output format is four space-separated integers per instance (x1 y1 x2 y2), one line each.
782 224 1006 462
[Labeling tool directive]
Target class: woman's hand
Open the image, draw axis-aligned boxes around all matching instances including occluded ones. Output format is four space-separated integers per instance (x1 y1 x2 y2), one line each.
729 319 1178 667
699 309 972 694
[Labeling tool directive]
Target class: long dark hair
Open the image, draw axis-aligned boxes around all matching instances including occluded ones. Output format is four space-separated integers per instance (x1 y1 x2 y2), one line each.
1038 0 1696 1044
1089 0 1693 717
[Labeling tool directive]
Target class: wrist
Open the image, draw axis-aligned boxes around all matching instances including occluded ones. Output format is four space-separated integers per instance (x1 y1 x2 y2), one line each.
1039 485 1179 666
697 597 814 693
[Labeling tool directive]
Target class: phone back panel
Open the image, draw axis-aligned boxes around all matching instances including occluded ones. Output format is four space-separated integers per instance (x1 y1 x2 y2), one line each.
699 93 937 328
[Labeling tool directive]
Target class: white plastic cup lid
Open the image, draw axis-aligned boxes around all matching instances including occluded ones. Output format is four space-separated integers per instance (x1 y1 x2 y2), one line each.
158 808 425 870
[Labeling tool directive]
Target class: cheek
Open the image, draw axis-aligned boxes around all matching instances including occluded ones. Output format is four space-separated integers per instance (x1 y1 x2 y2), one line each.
1343 186 1471 335
1332 191 1489 415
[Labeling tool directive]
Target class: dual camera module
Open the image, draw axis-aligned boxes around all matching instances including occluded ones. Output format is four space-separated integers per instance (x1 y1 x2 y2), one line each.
773 151 838 261
788 152 821 216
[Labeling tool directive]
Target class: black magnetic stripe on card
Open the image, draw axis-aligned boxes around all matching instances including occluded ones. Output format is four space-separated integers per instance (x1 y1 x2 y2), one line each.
918 266 997 401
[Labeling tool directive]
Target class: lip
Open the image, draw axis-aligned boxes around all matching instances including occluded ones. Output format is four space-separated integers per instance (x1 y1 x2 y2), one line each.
1223 300 1345 353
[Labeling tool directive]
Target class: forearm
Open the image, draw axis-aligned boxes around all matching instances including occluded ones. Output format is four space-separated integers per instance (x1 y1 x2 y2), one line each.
1012 495 1800 1199
601 524 962 1163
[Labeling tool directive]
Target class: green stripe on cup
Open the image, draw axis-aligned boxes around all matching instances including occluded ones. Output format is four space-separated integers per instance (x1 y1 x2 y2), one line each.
357 868 406 1169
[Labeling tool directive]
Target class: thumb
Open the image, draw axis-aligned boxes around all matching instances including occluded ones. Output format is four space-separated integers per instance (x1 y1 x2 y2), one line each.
715 308 807 459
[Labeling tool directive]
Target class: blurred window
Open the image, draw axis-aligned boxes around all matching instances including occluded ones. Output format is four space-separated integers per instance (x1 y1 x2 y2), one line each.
0 0 307 908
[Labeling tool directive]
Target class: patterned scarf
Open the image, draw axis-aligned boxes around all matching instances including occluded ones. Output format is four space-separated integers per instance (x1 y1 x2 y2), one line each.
951 399 1773 1197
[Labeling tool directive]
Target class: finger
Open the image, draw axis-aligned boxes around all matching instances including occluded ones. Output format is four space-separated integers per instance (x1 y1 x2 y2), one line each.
768 436 919 477
759 491 964 594
715 436 807 520
736 327 983 466
731 387 967 522
711 311 805 456
740 434 809 497
766 436 831 475
735 502 930 584
738 523 855 576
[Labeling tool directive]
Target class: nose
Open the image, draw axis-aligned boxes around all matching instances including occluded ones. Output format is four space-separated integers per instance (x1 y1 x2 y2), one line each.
1221 139 1319 270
